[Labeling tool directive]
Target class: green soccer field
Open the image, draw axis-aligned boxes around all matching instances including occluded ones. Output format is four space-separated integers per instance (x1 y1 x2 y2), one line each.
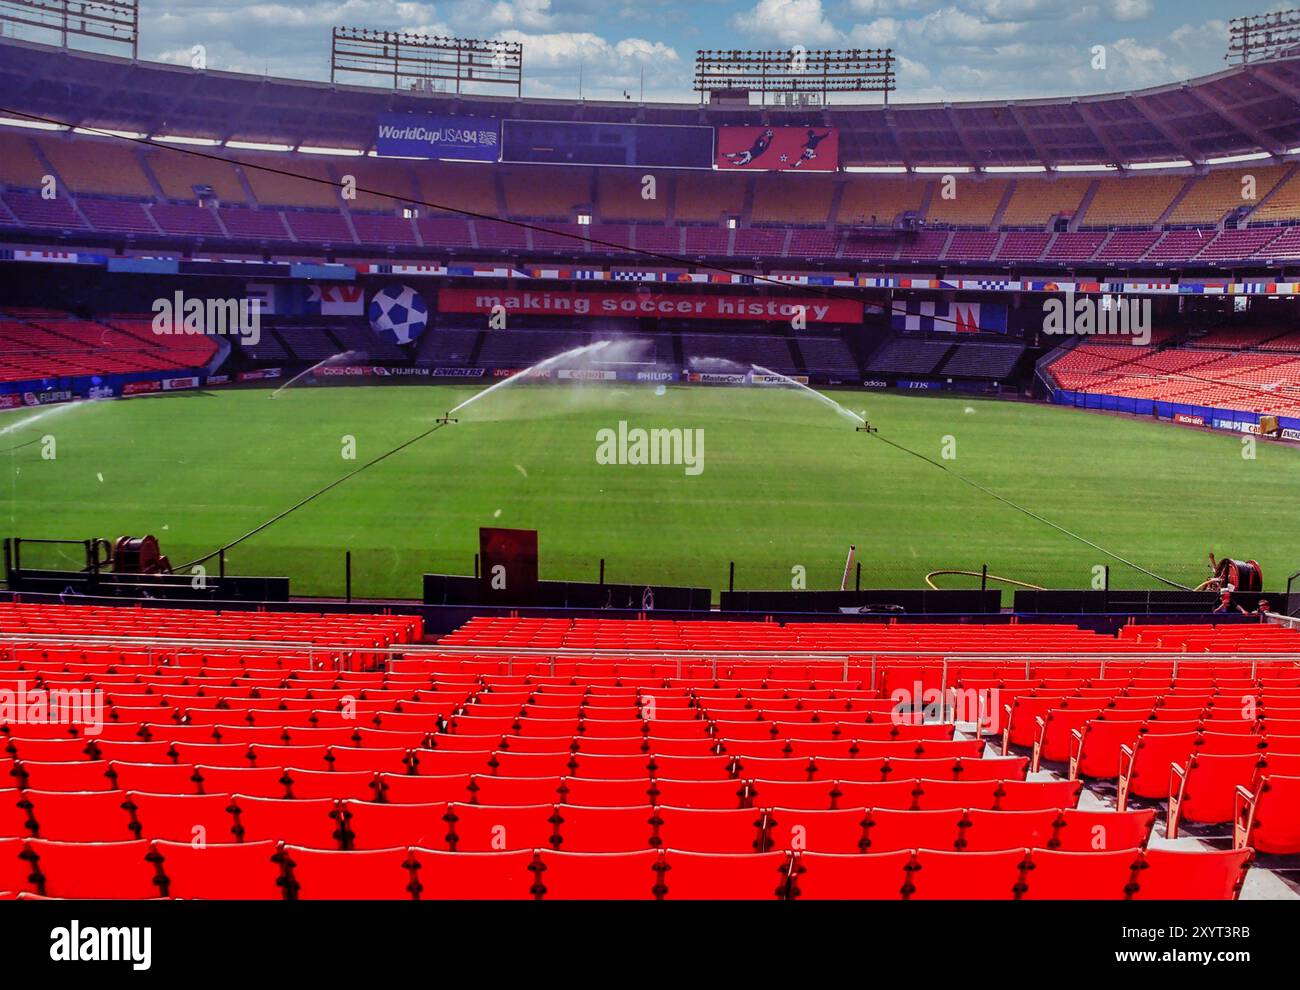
3 382 1296 600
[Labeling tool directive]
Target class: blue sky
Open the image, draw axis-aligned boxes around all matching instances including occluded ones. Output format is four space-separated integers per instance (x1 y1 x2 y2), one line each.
136 0 1270 103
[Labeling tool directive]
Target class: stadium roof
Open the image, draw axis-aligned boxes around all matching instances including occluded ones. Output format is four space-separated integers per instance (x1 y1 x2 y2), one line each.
4 36 1300 169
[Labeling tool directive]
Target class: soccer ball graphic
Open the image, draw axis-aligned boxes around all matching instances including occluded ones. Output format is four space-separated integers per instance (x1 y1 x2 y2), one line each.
368 284 429 345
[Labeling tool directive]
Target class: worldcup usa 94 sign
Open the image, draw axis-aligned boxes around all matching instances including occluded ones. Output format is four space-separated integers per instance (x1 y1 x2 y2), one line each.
715 126 839 171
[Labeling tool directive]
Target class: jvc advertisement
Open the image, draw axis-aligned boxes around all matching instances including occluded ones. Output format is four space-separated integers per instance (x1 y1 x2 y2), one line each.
376 113 500 161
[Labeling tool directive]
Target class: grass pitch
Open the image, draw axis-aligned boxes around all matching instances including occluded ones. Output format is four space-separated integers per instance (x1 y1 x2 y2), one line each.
3 382 1296 600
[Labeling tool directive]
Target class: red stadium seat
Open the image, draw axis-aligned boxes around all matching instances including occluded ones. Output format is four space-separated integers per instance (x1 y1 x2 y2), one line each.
1168 753 1264 835
1133 848 1252 900
124 792 238 843
0 788 33 837
109 761 199 795
864 808 963 853
550 805 655 852
1235 774 1300 854
284 769 378 801
651 806 766 853
26 839 162 898
535 849 661 899
658 851 791 900
908 849 1026 900
959 809 1058 852
154 839 285 899
444 803 555 851
468 774 562 807
328 747 411 775
650 778 748 809
789 850 912 900
1021 849 1140 899
229 796 343 848
340 801 447 850
997 779 1083 811
1053 809 1154 851
22 789 135 841
13 760 113 792
747 779 837 810
1118 732 1200 807
281 845 417 900
378 773 471 804
412 848 540 899
0 837 33 894
765 808 868 853
195 766 290 799
559 776 654 807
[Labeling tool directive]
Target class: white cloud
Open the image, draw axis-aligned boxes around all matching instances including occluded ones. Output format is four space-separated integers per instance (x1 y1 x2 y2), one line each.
1109 0 1153 23
732 0 842 46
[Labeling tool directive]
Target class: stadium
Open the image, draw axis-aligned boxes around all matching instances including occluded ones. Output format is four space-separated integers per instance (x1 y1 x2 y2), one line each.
0 0 1298 954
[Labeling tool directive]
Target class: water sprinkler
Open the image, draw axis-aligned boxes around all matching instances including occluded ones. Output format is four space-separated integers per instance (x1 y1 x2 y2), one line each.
436 413 459 425
856 421 877 434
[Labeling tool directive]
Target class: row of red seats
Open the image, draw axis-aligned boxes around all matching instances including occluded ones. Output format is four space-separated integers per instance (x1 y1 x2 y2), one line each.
2 778 1084 839
0 840 1252 900
0 788 1126 852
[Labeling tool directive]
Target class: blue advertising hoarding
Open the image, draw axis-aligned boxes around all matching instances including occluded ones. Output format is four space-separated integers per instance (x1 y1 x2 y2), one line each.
376 113 500 161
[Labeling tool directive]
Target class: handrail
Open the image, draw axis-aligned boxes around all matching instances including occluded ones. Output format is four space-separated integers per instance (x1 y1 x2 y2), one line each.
1 631 1298 665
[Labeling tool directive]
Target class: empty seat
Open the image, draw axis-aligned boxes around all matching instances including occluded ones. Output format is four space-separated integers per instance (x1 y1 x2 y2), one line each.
1118 733 1198 807
650 779 747 809
340 801 447 850
789 850 912 900
959 809 1058 852
765 808 868 853
864 808 962 853
1021 848 1140 899
559 776 653 807
379 773 471 804
1168 753 1264 835
468 774 562 807
832 780 920 811
535 849 661 898
747 779 837 811
285 769 378 801
1133 848 1252 900
22 790 135 841
908 849 1026 900
281 845 417 899
444 803 555 852
13 760 113 792
229 796 343 848
109 761 198 795
1235 774 1300 854
652 806 766 853
155 839 285 899
1054 809 1154 852
0 837 32 894
659 851 791 900
124 791 238 843
195 766 290 799
550 805 654 852
412 848 540 899
26 839 162 898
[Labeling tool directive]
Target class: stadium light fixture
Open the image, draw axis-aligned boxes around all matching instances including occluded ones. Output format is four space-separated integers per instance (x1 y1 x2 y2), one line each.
0 0 139 58
154 135 223 146
693 48 896 106
329 26 524 97
297 145 366 156
1204 151 1274 165
226 140 295 152
1227 8 1300 64
1125 159 1195 170
843 166 909 173
914 165 973 173
1054 163 1118 172
984 165 1048 173
0 115 67 131
73 126 146 139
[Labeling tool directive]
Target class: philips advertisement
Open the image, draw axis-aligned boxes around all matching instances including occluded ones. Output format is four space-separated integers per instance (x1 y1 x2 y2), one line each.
376 113 500 161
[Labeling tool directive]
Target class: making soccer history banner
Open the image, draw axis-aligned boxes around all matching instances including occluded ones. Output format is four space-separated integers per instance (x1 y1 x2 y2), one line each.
715 126 839 171
438 288 862 323
375 113 500 161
